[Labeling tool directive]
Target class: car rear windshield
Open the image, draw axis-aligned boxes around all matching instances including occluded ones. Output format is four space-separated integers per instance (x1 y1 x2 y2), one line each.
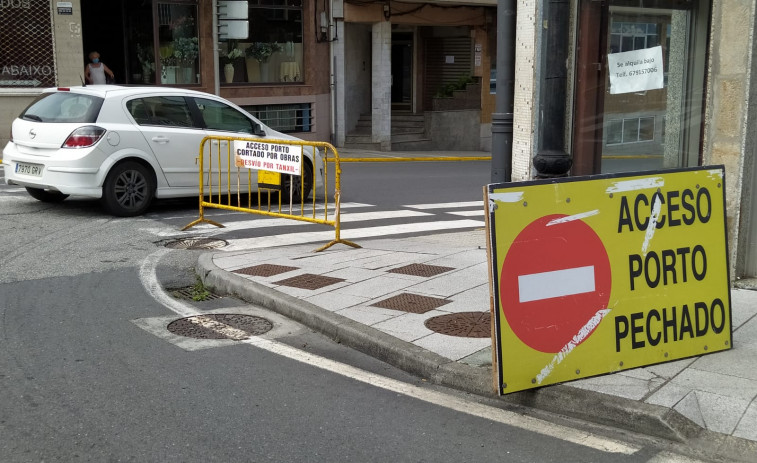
21 92 104 123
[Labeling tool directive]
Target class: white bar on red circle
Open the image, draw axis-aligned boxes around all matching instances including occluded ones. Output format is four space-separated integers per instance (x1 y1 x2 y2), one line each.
518 266 596 303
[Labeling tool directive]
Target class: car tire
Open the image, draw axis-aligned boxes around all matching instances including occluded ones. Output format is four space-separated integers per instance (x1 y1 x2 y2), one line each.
25 187 69 203
101 161 155 217
282 161 313 203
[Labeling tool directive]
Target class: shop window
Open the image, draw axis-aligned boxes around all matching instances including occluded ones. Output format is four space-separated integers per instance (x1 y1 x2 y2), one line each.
243 103 313 133
125 1 199 86
220 0 304 85
0 1 56 89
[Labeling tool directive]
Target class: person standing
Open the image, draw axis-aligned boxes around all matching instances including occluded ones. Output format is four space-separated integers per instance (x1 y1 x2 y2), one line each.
85 51 115 85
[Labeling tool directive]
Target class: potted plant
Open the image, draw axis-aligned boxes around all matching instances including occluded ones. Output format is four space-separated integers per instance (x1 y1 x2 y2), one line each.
245 42 282 81
245 42 283 63
173 37 199 83
158 44 178 84
221 47 244 83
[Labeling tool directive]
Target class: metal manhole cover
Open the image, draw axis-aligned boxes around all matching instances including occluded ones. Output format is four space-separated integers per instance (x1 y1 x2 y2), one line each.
234 264 300 277
274 273 345 290
169 286 222 301
167 314 272 340
425 312 491 338
388 263 455 277
164 237 228 250
371 293 451 314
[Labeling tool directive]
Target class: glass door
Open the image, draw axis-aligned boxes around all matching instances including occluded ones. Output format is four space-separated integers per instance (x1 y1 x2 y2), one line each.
572 0 709 175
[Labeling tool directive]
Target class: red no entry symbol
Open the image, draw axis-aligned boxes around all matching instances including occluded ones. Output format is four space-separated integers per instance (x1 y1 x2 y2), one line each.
500 214 612 353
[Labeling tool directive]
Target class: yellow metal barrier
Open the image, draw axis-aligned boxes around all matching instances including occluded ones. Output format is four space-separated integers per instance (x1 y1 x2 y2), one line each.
327 156 491 163
182 135 360 252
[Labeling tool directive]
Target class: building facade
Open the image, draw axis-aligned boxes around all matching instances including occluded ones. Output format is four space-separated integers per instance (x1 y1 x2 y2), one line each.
511 0 757 281
1 0 756 281
0 0 332 148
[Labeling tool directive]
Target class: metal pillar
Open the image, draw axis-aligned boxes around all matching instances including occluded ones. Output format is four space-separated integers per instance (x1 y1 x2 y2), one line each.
533 0 572 177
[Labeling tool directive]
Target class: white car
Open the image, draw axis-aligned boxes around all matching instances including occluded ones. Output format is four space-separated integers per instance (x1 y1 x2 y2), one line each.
2 85 324 216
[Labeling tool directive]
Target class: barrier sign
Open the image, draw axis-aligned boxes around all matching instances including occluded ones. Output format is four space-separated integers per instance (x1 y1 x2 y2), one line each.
486 167 731 394
234 140 302 175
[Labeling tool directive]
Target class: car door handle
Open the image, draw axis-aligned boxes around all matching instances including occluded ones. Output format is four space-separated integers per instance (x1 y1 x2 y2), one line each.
151 136 169 144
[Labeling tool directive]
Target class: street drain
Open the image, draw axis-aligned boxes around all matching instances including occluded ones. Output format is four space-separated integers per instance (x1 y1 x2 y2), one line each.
169 286 222 301
164 237 228 250
234 264 300 277
388 263 455 277
424 312 491 338
371 293 451 314
167 314 272 340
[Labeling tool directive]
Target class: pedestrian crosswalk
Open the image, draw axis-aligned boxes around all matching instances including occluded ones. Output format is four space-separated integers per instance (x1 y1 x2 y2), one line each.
143 201 486 251
0 172 487 250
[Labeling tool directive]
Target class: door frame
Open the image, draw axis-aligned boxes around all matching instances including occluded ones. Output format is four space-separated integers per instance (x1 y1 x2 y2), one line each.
571 0 709 175
391 30 415 112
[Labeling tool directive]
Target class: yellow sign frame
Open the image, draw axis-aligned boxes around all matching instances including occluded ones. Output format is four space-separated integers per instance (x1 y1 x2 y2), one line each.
486 167 732 394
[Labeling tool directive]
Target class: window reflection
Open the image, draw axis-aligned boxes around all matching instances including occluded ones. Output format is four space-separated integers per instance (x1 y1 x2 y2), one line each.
158 3 199 85
220 0 304 84
125 1 199 85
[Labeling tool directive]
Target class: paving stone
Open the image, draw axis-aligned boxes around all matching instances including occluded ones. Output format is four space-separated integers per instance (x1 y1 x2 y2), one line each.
690 344 757 381
646 382 693 408
304 292 370 312
668 368 757 401
338 275 416 298
690 390 753 435
644 358 697 379
733 399 757 440
336 305 401 325
372 311 442 342
672 391 706 428
570 373 664 401
414 333 492 361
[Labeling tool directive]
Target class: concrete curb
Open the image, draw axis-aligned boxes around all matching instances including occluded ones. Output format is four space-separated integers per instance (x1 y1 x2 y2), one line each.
196 252 756 457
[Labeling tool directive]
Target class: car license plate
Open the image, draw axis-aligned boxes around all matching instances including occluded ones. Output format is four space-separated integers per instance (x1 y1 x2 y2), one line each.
15 162 43 177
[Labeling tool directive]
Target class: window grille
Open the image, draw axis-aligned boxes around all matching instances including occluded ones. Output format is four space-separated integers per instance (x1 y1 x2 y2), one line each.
243 103 313 133
0 1 57 88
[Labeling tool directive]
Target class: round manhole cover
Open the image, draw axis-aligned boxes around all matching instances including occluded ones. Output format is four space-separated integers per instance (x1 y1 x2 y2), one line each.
164 237 228 250
167 314 273 340
424 312 491 338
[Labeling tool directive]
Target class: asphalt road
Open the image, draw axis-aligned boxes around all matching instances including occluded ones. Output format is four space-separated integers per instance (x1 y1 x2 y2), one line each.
0 163 723 462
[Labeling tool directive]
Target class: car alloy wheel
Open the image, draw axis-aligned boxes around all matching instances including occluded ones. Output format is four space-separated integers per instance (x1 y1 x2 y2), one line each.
101 161 155 216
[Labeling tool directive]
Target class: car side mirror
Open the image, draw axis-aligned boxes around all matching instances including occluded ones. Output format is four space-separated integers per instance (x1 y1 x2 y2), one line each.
252 123 265 137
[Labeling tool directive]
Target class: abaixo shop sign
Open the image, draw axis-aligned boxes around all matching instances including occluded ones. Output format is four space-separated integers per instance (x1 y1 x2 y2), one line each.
486 167 731 394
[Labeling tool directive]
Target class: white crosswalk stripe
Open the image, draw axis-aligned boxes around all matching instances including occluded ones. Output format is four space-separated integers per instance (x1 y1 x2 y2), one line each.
222 219 484 251
145 201 487 250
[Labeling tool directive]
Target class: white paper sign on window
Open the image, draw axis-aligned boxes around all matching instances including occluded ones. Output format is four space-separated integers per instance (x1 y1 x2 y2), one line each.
607 45 664 95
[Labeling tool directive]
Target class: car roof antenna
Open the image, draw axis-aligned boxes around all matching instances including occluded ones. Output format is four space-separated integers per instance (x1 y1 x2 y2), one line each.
80 75 86 87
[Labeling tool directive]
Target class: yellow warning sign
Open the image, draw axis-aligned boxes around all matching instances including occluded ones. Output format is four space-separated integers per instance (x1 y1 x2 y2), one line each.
486 167 731 394
257 170 281 190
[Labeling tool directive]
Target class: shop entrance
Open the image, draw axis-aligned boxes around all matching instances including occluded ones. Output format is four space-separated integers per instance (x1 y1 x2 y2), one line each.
391 32 413 111
80 0 129 84
572 0 710 175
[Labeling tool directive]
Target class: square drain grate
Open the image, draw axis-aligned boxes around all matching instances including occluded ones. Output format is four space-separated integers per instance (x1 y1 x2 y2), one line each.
234 264 299 277
274 273 346 290
169 286 222 301
371 293 451 314
388 263 455 277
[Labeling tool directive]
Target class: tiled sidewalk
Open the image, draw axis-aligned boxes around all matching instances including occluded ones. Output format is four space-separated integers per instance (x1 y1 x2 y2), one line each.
202 229 757 443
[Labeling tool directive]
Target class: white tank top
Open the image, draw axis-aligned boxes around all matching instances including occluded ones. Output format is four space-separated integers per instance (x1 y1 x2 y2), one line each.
88 63 106 84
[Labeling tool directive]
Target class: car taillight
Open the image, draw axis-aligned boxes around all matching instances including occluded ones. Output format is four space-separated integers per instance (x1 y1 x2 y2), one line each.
62 126 106 148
